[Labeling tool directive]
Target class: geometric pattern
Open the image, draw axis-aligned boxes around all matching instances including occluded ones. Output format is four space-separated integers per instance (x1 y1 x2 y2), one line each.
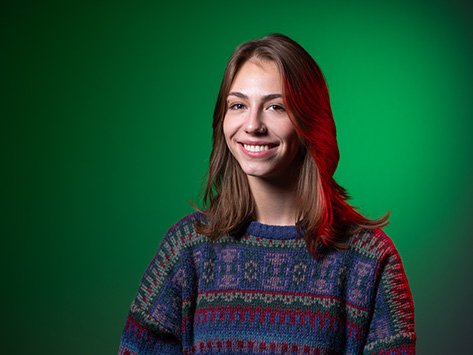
118 213 416 354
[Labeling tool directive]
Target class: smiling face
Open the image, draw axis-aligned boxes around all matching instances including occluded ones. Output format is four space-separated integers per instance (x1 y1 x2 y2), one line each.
223 59 300 183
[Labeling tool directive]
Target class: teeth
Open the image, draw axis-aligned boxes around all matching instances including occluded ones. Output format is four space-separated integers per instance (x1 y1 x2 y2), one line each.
243 144 270 152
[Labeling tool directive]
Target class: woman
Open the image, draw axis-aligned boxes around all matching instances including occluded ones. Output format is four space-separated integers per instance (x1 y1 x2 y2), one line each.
118 34 416 354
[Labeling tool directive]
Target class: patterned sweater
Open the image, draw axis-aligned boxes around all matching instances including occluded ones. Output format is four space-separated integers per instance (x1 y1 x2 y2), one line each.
119 213 416 354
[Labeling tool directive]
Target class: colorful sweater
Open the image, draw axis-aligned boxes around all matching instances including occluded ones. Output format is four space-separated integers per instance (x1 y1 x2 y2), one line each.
119 213 416 354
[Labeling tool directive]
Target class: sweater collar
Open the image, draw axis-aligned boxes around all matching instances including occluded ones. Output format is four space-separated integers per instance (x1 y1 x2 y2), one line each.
245 221 301 240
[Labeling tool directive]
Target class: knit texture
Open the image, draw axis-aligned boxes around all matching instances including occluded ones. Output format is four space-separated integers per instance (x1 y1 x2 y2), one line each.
119 213 415 354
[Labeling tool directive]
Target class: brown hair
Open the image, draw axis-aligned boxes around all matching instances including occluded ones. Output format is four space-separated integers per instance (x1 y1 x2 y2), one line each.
194 33 388 255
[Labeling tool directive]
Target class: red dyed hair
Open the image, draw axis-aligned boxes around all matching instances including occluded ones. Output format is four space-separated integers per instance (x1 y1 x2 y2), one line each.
194 34 388 255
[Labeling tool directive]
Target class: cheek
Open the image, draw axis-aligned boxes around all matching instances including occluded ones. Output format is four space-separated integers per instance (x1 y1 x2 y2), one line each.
222 121 235 158
281 125 300 149
223 117 235 146
290 132 300 150
285 130 302 162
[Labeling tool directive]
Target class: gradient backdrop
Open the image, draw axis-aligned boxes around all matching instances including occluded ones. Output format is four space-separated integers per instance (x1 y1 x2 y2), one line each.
3 0 472 353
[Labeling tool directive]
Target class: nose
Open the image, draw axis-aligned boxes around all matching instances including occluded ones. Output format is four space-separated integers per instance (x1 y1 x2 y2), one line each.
244 108 266 134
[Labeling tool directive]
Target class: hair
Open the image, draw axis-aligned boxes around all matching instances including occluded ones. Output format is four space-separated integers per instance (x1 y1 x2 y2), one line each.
194 33 388 256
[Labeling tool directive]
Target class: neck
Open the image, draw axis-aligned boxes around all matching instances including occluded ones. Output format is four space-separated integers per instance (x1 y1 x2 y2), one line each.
248 174 299 226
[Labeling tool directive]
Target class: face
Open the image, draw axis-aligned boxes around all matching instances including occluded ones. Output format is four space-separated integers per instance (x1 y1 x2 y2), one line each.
223 59 300 183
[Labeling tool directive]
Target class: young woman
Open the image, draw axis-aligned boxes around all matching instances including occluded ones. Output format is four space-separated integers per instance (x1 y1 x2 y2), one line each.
118 34 416 355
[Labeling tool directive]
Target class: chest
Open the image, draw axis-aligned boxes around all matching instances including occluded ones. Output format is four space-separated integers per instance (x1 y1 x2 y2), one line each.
182 244 376 354
192 244 377 306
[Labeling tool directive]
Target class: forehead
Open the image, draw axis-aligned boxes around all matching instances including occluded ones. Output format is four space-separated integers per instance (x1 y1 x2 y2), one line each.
230 59 282 93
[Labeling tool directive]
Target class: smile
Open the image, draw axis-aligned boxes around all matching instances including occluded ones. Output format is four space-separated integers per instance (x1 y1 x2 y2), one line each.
243 144 270 152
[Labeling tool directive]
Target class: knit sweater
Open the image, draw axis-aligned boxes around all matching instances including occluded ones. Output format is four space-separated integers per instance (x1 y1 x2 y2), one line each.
118 213 416 354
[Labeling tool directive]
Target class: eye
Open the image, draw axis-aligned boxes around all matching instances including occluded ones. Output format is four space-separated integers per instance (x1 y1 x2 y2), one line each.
268 104 285 112
228 103 245 110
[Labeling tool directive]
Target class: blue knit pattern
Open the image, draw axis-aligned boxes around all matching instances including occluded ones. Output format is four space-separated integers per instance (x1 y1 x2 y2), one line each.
119 213 416 354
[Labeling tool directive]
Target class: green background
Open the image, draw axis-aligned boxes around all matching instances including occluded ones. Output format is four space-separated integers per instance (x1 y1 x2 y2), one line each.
3 0 472 353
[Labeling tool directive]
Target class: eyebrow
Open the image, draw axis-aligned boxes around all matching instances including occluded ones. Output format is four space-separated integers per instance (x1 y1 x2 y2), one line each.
227 92 283 101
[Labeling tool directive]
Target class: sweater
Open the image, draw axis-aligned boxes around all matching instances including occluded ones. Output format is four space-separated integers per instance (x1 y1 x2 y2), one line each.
118 213 416 354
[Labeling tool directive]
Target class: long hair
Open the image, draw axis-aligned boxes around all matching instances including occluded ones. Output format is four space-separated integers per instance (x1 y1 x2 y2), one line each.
194 33 388 255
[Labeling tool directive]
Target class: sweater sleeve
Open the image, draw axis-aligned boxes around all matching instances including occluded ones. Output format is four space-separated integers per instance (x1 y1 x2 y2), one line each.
363 239 416 354
118 217 196 355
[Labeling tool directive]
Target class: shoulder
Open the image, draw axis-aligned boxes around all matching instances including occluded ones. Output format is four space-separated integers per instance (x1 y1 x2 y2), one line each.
163 211 206 239
128 213 208 324
153 212 209 261
344 228 400 262
140 212 208 291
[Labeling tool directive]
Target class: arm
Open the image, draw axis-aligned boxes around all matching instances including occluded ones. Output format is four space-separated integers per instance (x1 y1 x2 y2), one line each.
118 218 194 355
363 242 416 354
119 311 182 355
